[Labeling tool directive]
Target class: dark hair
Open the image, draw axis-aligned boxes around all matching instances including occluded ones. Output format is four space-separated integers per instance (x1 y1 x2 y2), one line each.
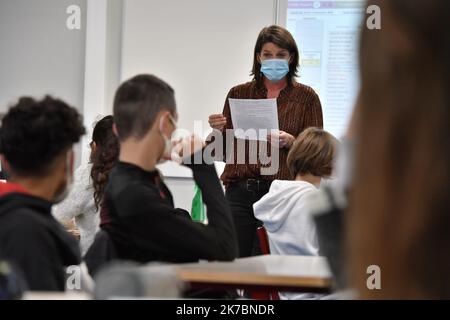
113 74 176 141
251 25 300 85
287 127 337 178
0 96 85 177
90 116 119 210
349 0 450 299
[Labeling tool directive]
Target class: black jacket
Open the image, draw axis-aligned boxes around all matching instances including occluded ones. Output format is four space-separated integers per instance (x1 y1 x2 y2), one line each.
0 184 81 291
101 158 238 264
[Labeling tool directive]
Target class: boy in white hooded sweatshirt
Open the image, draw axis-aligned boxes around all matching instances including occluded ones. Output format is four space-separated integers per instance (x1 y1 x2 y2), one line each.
253 127 338 299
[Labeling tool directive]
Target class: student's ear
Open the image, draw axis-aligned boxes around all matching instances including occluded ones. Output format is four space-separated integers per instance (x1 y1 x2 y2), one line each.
90 141 97 154
257 54 262 64
158 111 172 137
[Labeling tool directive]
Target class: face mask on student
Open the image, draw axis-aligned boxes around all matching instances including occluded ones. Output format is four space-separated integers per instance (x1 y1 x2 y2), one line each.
260 59 290 82
53 151 74 204
158 114 177 164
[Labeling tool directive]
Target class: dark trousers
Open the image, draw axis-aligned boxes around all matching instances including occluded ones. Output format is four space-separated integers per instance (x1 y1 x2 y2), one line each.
225 182 270 258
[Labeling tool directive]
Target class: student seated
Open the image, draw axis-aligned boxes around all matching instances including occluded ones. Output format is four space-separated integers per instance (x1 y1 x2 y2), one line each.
254 127 337 257
90 74 238 266
53 115 118 256
253 128 337 299
0 96 86 291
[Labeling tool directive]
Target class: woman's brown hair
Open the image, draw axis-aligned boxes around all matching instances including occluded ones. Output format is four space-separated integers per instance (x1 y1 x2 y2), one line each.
287 127 337 178
251 25 300 85
90 116 119 211
348 0 450 299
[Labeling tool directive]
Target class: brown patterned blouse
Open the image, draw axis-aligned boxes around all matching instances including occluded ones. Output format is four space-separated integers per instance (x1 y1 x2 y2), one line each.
216 80 323 185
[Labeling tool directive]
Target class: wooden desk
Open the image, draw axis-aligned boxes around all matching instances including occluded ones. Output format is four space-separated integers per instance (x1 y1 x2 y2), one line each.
163 255 333 293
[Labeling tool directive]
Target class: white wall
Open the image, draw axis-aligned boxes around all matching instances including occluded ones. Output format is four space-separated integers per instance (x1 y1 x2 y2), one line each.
0 0 123 167
0 0 87 166
121 0 276 132
0 0 87 113
81 0 123 164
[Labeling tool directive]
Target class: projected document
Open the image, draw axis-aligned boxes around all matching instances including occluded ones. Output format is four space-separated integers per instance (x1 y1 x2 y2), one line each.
286 0 365 137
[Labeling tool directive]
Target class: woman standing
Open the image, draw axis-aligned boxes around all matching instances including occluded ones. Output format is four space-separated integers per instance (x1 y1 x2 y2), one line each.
208 25 323 257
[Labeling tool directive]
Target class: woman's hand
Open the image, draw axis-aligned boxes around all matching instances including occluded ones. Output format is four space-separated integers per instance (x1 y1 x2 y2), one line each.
208 114 227 130
268 131 295 149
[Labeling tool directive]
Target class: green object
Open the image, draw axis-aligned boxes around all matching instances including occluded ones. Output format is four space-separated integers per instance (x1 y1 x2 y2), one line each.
191 184 206 223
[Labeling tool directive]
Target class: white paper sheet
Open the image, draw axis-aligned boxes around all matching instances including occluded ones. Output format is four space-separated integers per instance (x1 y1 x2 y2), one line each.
228 98 279 141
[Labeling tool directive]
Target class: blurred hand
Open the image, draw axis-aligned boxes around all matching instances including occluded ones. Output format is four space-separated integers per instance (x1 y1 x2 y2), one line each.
208 114 227 130
268 130 295 149
172 134 205 159
68 229 81 240
64 219 80 240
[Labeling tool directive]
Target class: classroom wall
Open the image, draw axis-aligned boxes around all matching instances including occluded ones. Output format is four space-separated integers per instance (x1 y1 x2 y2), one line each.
121 0 277 133
80 0 123 165
0 0 87 167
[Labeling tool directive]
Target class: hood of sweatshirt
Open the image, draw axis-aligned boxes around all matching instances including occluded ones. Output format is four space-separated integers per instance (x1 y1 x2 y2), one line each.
0 182 81 266
0 182 29 197
253 180 317 233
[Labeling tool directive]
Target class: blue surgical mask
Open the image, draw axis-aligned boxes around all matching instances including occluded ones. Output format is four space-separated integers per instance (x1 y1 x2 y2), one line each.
260 59 289 82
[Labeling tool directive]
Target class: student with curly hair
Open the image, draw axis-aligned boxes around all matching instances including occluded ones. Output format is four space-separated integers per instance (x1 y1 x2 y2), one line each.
0 96 85 291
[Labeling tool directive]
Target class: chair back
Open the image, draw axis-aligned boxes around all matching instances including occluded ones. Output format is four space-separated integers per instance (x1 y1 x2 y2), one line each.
254 226 280 300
